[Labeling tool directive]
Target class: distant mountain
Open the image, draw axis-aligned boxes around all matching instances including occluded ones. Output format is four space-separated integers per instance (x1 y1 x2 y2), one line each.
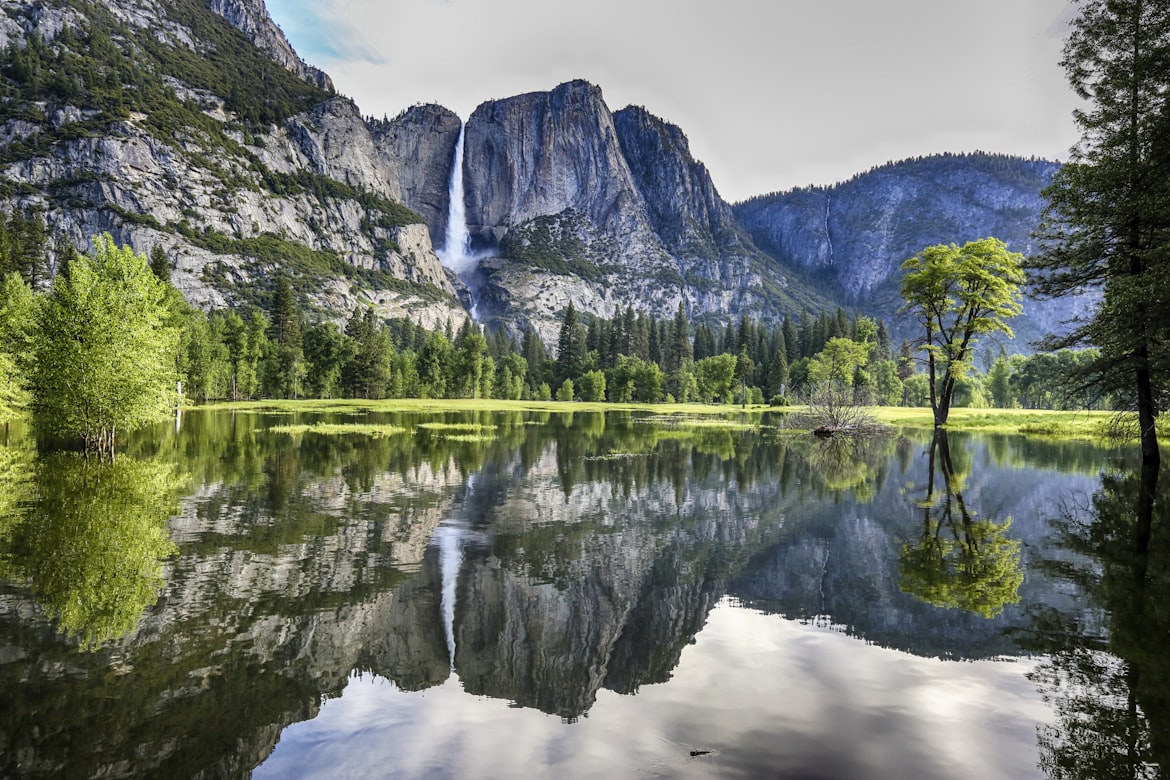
734 153 1091 348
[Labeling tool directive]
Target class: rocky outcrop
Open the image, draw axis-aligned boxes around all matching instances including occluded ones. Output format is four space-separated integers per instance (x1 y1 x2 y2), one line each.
455 81 828 343
371 104 463 248
612 105 751 262
208 0 333 90
0 0 467 328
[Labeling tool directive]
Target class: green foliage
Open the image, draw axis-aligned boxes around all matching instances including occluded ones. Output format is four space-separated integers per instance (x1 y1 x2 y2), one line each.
807 337 870 386
556 378 575 402
1031 0 1170 462
30 235 179 452
0 272 36 420
901 238 1024 426
695 353 737 404
576 369 607 402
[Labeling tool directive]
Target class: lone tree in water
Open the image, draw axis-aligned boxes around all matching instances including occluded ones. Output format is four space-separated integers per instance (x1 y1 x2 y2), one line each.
900 237 1024 427
30 234 178 454
1031 0 1170 465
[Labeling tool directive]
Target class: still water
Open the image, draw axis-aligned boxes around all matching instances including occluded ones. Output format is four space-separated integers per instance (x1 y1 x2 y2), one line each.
0 408 1165 779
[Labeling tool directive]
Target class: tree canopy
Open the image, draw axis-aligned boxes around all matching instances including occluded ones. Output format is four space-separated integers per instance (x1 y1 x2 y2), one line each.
1031 0 1170 464
900 237 1024 426
29 234 179 453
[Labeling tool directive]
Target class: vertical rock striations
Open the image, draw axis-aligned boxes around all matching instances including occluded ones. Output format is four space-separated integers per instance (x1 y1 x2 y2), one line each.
370 104 463 249
458 81 826 344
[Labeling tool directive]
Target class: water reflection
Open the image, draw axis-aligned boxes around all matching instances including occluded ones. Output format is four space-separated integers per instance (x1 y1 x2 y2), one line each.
0 453 180 648
1028 460 1170 779
898 431 1024 618
0 409 1149 778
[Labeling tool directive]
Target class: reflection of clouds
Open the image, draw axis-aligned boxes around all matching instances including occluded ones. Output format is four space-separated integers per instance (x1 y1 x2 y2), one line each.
256 599 1050 779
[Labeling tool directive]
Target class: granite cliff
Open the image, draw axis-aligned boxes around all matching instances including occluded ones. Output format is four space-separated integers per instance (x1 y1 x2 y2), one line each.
455 81 828 344
0 0 467 328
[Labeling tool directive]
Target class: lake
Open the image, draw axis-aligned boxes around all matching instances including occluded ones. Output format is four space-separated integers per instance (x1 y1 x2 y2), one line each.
0 407 1166 779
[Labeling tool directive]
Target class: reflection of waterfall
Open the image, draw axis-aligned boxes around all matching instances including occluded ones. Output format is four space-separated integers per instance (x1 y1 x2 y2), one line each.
436 123 482 321
438 524 463 671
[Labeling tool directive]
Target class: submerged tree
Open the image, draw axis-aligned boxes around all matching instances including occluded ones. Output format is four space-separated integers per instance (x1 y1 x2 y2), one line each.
29 234 178 453
900 238 1024 426
1031 0 1170 465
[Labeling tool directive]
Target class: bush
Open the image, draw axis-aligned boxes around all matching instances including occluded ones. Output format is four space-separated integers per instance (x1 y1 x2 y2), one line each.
769 394 789 407
556 379 574 402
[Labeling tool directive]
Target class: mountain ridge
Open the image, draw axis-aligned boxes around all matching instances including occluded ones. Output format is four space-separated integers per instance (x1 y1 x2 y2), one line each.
0 0 1078 351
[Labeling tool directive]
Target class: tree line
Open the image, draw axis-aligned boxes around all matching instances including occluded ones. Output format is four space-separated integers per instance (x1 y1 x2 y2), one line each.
0 221 1114 456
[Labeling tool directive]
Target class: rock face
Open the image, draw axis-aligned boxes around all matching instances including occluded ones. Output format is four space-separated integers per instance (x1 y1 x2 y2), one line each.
733 154 1087 344
370 104 463 249
0 0 466 329
457 81 827 345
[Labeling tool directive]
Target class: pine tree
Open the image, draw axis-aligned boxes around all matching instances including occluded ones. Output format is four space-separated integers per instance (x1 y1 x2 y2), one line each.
555 301 586 384
1031 0 1170 463
667 301 692 372
149 245 171 284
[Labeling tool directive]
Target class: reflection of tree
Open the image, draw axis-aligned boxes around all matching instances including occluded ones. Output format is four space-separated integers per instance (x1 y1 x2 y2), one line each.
1029 460 1170 779
0 454 180 649
898 431 1023 618
801 434 894 502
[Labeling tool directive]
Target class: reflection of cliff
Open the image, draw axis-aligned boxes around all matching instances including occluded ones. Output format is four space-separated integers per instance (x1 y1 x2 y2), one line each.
0 445 461 780
452 445 791 719
730 437 1098 660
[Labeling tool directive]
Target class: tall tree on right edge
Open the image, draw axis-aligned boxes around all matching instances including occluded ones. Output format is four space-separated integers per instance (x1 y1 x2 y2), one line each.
1032 0 1170 465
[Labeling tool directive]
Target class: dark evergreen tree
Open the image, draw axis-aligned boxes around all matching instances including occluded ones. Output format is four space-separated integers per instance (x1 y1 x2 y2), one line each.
522 325 548 390
783 314 801 363
693 323 716 361
265 273 303 398
555 301 587 384
149 244 171 284
1031 0 1170 463
667 302 692 372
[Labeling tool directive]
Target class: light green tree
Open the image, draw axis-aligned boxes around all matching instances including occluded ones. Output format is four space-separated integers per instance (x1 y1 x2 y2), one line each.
30 234 179 453
0 272 37 420
900 237 1024 426
807 337 871 386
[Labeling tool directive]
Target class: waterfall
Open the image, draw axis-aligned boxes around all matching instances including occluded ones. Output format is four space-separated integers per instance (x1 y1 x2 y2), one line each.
437 123 482 321
438 124 475 271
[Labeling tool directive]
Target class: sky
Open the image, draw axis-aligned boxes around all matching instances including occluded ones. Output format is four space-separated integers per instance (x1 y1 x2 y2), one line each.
264 0 1082 202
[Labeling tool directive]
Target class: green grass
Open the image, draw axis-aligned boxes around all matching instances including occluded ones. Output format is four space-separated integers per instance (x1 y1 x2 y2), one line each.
267 422 409 437
867 406 1120 439
194 398 1154 441
196 398 774 416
